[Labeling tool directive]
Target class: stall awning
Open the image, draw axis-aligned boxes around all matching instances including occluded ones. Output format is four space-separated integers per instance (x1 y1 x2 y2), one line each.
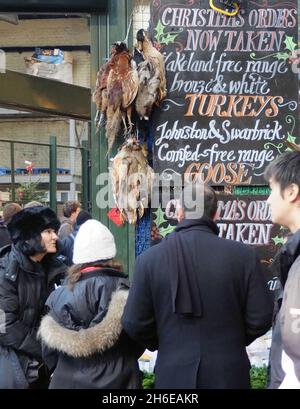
0 70 91 120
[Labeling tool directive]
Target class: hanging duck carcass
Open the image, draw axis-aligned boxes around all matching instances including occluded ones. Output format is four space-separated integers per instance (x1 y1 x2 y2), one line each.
135 60 161 121
135 29 167 103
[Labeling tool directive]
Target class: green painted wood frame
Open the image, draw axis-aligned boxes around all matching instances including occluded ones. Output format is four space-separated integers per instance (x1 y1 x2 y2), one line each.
90 0 135 279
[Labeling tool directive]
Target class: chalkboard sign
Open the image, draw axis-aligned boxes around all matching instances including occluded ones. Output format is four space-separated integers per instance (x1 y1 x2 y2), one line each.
150 0 299 185
151 193 283 289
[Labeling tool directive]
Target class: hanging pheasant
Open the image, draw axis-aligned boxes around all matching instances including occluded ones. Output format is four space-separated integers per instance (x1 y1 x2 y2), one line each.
92 62 110 128
92 44 117 128
106 42 139 152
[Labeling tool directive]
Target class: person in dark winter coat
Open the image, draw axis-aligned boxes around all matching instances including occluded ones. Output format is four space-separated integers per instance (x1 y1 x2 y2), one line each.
0 206 66 389
60 210 92 266
266 230 293 389
0 203 22 249
265 151 300 388
122 183 273 389
38 219 142 389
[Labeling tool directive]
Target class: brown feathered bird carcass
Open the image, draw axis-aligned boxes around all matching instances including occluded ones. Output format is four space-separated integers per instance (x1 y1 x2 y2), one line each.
92 44 121 128
106 42 139 152
110 137 154 224
136 29 167 104
92 60 111 128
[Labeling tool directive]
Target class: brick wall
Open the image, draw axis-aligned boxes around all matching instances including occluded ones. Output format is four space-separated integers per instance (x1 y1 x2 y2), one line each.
0 120 70 169
0 17 91 87
0 18 90 47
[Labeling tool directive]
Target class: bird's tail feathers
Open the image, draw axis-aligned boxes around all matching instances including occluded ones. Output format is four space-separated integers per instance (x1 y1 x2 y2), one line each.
106 105 122 152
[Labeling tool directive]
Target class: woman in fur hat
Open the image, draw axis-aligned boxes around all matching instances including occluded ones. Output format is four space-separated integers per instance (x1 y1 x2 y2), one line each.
38 219 143 389
0 206 66 389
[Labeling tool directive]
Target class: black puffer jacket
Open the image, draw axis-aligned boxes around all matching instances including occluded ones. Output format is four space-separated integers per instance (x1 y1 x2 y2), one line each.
38 268 143 389
0 222 11 249
0 245 66 389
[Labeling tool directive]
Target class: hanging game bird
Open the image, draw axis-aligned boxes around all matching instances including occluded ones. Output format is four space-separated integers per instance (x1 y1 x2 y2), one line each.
135 60 161 120
110 137 154 224
106 42 139 152
136 29 167 103
92 60 111 128
92 43 119 128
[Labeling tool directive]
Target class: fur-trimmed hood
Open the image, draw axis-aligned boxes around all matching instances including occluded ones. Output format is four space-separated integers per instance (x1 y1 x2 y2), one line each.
38 289 128 358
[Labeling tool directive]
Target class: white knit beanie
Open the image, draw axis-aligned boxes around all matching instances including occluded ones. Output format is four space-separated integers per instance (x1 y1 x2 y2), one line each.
72 219 116 264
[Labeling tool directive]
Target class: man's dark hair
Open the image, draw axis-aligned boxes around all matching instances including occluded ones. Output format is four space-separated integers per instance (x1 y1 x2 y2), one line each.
180 183 217 219
63 200 81 218
264 152 300 195
203 184 218 218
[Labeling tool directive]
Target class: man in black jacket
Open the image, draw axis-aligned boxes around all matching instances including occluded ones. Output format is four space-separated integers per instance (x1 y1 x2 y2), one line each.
122 183 273 389
0 206 66 389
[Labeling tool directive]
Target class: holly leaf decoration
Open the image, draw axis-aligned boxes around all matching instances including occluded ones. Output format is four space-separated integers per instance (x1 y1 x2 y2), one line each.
284 35 297 52
161 32 178 45
159 224 176 237
276 52 290 61
161 29 183 45
153 207 166 228
272 236 285 246
287 133 297 144
285 135 300 152
154 20 165 42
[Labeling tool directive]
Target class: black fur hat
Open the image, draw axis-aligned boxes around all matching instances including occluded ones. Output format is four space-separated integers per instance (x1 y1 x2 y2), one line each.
8 206 60 245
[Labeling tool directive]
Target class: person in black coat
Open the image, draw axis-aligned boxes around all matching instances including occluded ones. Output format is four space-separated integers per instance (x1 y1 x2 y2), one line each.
122 183 273 389
264 151 300 388
0 203 22 249
266 229 294 389
60 210 92 266
0 206 66 389
38 219 142 389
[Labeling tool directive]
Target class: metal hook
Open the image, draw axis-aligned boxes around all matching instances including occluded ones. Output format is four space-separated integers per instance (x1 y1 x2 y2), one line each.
209 0 240 17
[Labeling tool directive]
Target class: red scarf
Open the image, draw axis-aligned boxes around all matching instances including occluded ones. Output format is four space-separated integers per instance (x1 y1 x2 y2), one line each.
80 266 102 274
